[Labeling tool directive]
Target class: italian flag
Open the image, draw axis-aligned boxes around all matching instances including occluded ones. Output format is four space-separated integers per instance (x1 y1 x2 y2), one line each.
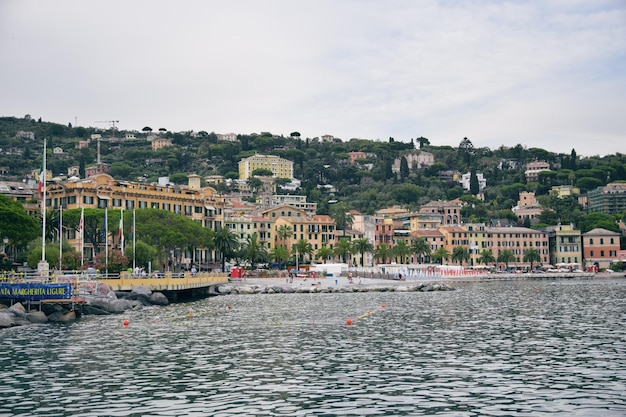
38 160 45 195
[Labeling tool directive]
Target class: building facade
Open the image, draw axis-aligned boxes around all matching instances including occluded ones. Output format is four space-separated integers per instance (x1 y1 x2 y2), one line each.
586 183 626 215
238 154 294 180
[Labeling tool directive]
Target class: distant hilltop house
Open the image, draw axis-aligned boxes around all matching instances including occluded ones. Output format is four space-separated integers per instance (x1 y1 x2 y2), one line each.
321 135 334 142
392 151 434 173
151 137 173 151
512 191 543 224
85 162 110 177
348 151 376 164
238 154 294 180
15 131 35 140
53 147 69 158
498 159 518 170
525 160 550 182
217 133 238 142
419 200 463 225
550 185 580 199
459 172 486 191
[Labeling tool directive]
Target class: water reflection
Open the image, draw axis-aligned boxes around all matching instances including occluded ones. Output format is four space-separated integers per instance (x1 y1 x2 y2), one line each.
1 279 625 416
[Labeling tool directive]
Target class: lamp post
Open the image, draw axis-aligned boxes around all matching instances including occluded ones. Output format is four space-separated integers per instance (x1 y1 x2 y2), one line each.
1 237 7 270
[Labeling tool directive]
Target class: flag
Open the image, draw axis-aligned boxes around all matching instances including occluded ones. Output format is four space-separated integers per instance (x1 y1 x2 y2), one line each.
118 210 124 255
38 160 45 195
100 209 107 243
79 208 84 239
79 207 84 266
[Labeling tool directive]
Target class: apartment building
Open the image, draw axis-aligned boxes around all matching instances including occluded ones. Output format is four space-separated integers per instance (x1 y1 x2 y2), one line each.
582 228 621 269
586 183 626 215
525 160 550 182
238 154 294 180
545 223 582 266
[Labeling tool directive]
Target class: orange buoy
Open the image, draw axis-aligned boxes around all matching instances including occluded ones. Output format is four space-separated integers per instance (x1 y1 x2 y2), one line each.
227 305 233 309
123 319 129 326
346 318 353 326
381 304 386 308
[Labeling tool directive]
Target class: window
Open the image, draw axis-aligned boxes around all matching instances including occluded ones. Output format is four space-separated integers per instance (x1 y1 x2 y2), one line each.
112 198 122 207
126 200 135 210
139 201 147 208
152 202 159 209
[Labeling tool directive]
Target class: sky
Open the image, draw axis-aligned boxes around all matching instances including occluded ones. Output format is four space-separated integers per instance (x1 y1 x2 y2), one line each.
1 0 625 157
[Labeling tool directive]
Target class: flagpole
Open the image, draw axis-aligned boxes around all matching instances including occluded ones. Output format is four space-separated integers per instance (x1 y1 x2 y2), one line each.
132 208 136 270
41 138 46 262
119 209 124 255
105 207 108 276
80 207 84 267
59 205 63 270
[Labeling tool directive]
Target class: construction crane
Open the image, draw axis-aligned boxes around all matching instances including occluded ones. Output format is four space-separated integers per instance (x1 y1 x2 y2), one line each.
93 120 119 164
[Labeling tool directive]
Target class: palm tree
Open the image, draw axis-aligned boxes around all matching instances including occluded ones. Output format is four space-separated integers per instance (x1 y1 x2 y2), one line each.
392 240 411 264
293 239 313 264
315 245 334 264
242 233 267 270
334 238 352 264
497 249 516 271
277 225 292 248
213 226 239 272
431 247 451 265
374 243 391 264
523 247 542 271
411 237 431 264
351 238 374 267
451 246 470 266
269 246 290 268
477 249 496 267
330 202 353 236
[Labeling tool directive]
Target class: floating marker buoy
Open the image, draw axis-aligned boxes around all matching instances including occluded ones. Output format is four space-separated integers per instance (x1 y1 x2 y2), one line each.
123 319 129 326
346 318 353 326
227 305 233 309
188 310 193 318
381 304 386 308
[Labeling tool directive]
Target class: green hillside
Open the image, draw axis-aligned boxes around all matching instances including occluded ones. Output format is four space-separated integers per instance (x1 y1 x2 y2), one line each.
1 116 625 230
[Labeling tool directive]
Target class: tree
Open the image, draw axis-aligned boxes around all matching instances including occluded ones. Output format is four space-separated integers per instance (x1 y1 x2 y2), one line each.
411 238 431 263
374 243 392 264
330 202 353 236
315 245 334 264
523 247 542 270
417 136 430 148
277 225 293 247
334 238 352 264
293 239 313 264
213 226 239 272
0 195 39 253
458 137 475 167
469 168 480 196
242 233 267 270
400 156 409 180
125 240 158 270
351 238 373 267
269 245 290 267
477 249 496 267
142 126 152 134
251 168 273 177
452 246 470 265
392 240 411 264
432 247 451 265
497 249 516 270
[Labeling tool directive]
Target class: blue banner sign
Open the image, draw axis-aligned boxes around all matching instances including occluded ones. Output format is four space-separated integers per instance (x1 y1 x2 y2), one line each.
0 283 72 300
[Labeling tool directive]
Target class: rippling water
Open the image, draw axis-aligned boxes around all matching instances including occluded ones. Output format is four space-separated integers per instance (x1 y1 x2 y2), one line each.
1 278 625 416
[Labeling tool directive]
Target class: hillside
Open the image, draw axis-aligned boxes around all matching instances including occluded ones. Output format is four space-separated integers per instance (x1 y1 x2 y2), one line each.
1 116 625 228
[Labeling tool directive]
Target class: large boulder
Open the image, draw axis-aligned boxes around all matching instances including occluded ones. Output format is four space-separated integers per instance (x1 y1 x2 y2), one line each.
149 292 169 306
26 311 48 323
131 285 153 297
0 311 16 328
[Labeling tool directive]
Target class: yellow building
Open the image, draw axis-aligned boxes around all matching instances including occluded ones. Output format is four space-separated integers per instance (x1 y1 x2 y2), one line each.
238 154 294 180
45 173 225 261
262 206 336 256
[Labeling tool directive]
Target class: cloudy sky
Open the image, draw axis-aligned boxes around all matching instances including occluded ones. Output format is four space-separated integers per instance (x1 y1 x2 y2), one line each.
1 0 624 156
